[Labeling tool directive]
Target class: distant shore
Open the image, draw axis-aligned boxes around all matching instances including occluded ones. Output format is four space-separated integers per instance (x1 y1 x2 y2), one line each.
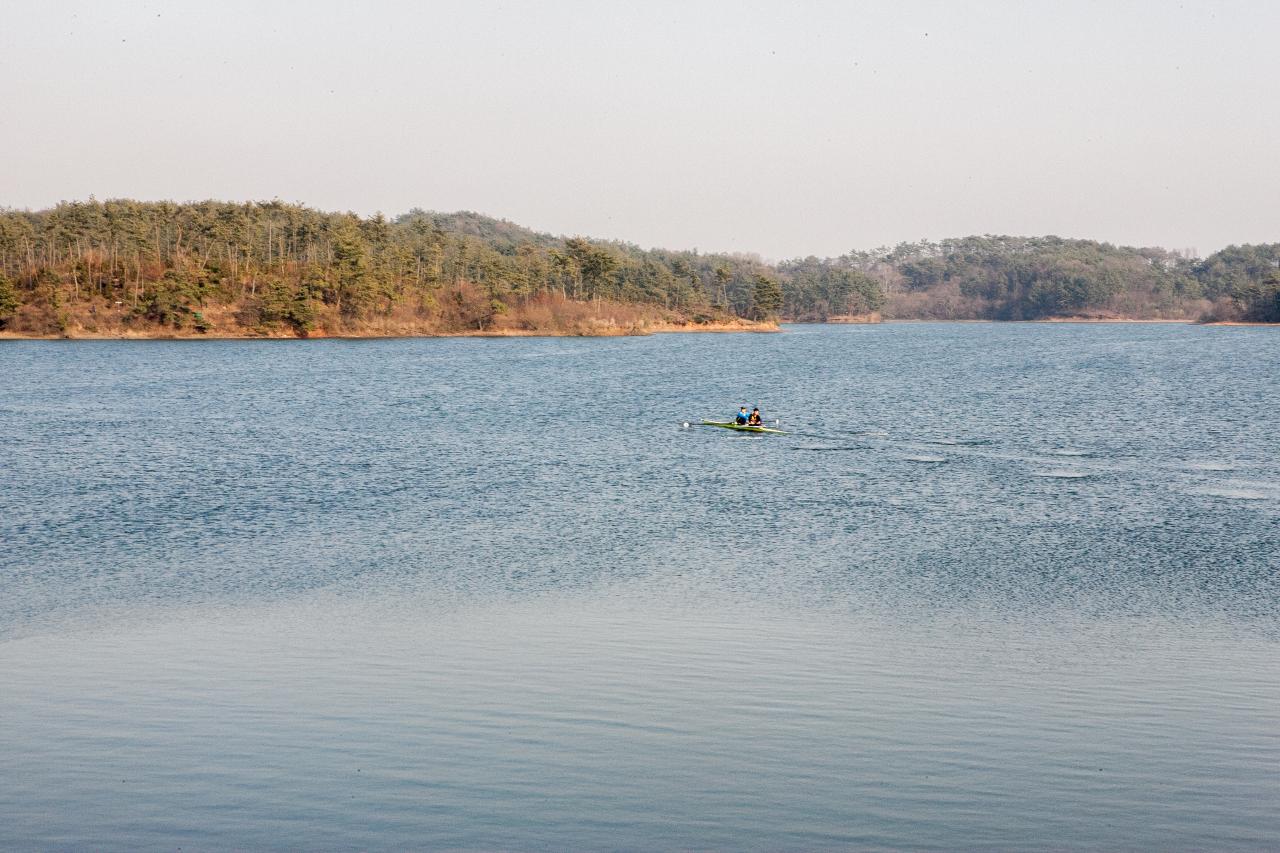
6 316 1277 341
0 317 778 341
822 316 1275 327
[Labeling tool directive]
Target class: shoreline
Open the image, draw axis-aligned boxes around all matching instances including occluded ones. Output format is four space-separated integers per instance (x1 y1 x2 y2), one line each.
0 320 779 341
820 317 1276 326
5 318 1276 341
861 317 1195 325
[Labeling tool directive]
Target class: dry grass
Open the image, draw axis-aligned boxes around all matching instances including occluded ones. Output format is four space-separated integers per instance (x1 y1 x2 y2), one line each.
0 290 776 339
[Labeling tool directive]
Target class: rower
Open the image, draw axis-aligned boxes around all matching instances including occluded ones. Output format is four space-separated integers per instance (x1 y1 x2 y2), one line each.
735 406 750 425
747 408 763 426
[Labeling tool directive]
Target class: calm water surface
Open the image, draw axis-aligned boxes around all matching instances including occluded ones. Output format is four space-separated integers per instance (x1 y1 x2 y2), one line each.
2 323 1278 850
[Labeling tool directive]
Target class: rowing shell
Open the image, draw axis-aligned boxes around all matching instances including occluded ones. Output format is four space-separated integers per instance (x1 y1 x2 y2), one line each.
700 420 786 435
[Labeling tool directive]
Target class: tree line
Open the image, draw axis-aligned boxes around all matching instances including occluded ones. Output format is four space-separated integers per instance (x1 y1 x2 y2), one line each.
838 235 1279 323
0 199 1276 335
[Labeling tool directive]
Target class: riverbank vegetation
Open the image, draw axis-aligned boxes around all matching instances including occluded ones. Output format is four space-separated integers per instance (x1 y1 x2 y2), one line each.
0 200 1276 337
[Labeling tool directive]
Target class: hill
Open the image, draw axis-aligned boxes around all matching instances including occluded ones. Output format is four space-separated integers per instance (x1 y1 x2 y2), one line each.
0 200 1275 337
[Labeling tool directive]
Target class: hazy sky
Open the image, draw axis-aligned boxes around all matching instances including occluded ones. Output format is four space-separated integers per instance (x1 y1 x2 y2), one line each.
2 1 1278 258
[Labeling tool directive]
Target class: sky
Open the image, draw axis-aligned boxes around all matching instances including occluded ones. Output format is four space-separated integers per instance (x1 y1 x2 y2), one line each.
1 0 1278 259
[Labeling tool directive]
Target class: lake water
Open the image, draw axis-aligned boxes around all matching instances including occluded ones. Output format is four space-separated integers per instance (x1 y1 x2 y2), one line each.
2 323 1278 851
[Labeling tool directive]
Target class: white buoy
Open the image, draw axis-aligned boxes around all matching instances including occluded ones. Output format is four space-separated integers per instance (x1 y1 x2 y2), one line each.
682 422 690 429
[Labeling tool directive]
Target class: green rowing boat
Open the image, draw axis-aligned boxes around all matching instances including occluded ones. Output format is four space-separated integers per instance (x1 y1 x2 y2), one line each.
700 420 786 435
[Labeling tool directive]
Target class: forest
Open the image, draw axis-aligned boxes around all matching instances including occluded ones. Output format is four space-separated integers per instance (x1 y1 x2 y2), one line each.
0 200 1276 337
